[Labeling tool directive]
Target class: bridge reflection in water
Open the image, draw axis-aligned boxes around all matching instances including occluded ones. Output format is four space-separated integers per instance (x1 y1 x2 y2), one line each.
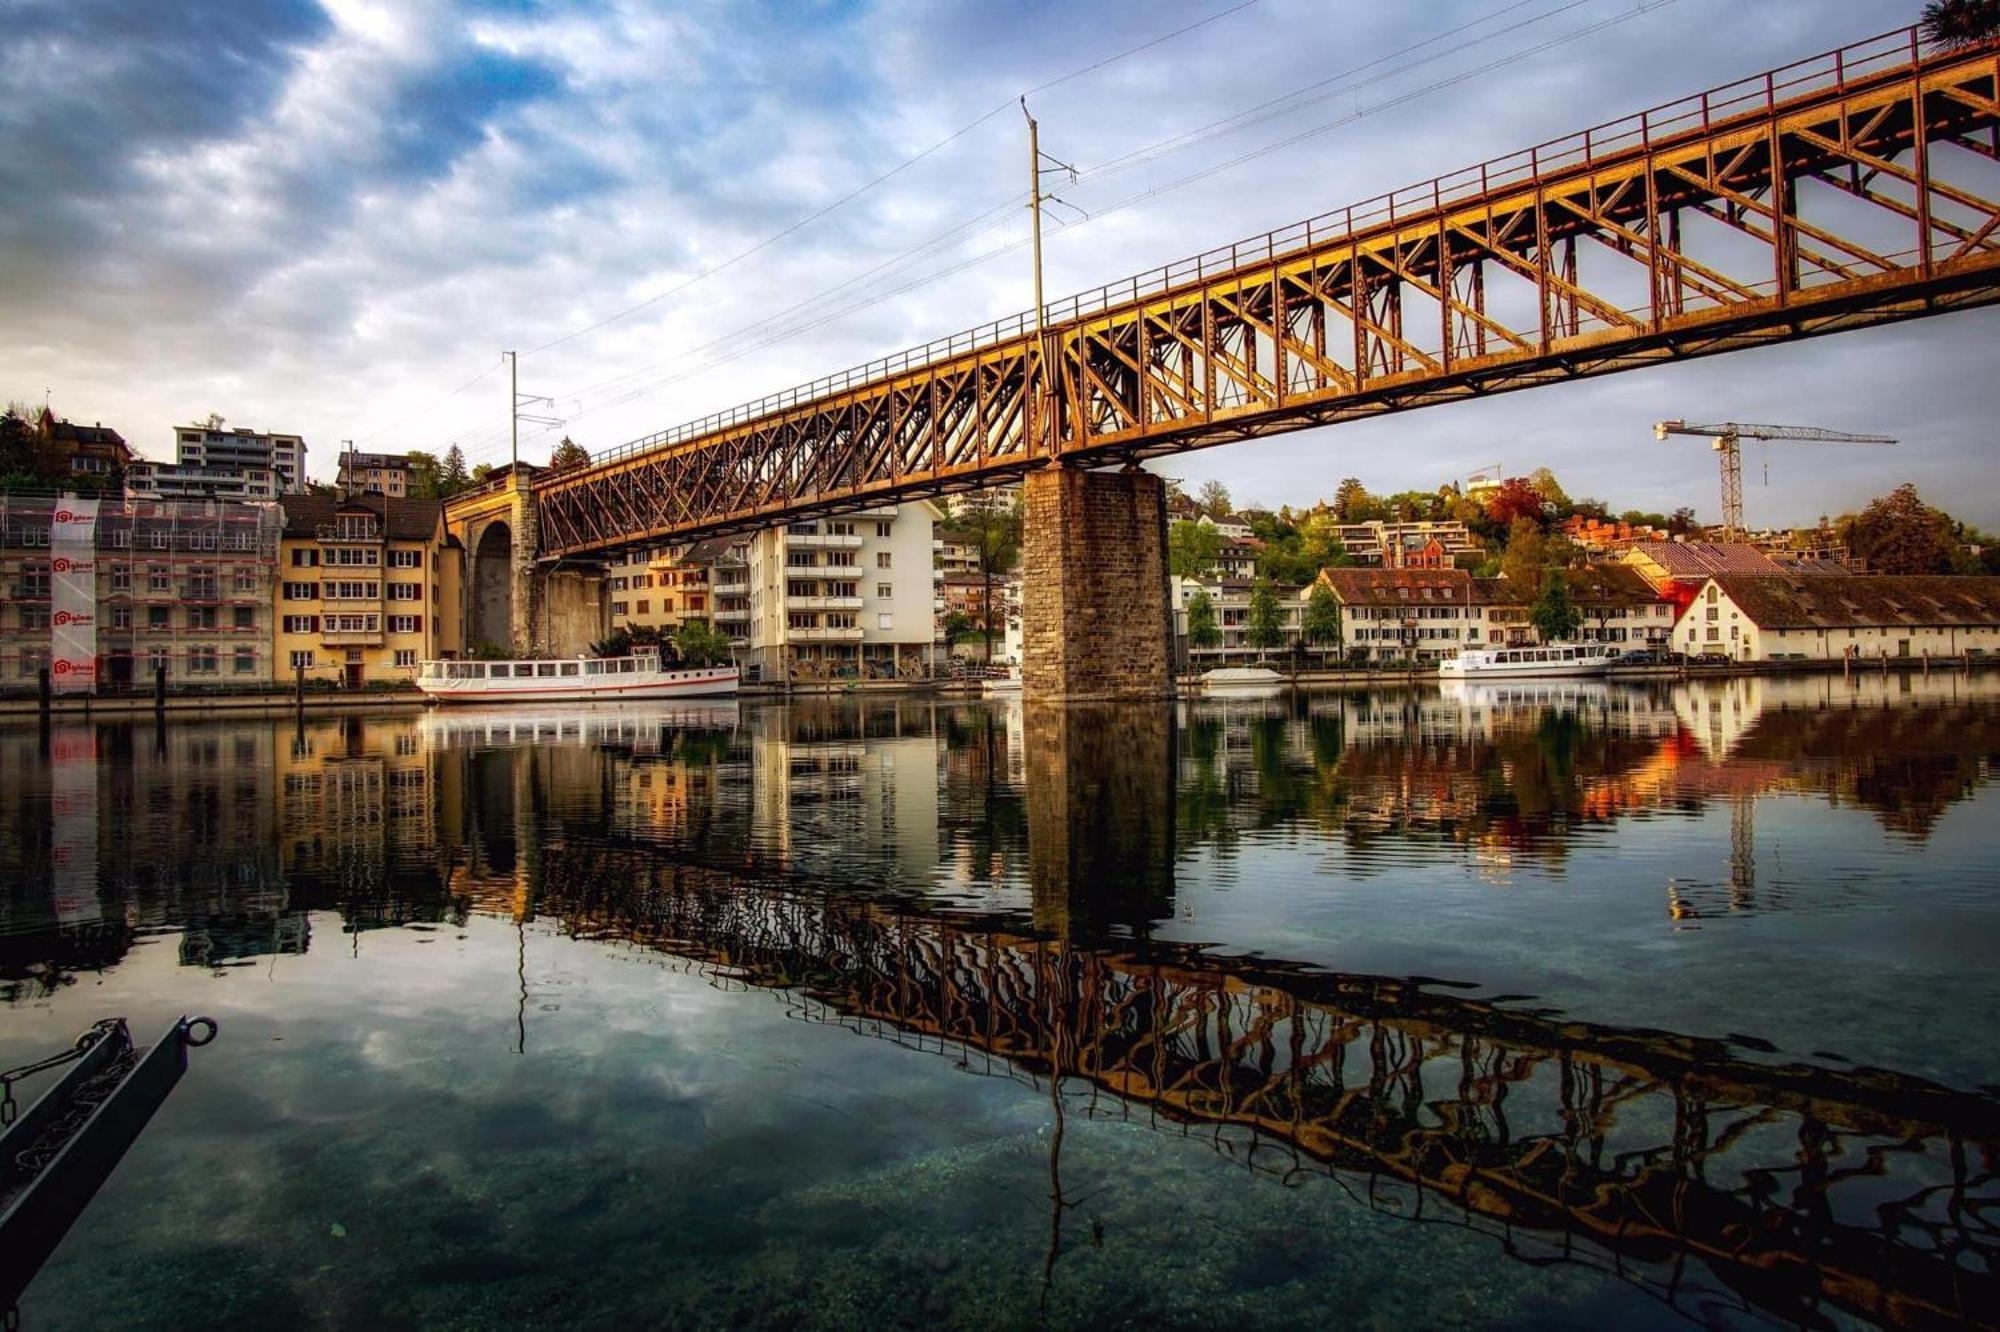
4 677 1998 1328
437 691 1997 1332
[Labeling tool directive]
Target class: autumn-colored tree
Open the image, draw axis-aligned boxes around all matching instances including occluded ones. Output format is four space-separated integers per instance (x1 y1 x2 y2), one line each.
1841 484 1962 574
1196 479 1233 519
1528 467 1571 515
1485 476 1548 528
1500 516 1550 587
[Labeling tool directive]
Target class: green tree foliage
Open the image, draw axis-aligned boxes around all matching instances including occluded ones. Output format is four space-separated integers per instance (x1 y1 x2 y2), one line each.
1246 578 1287 653
939 489 1022 659
1840 483 1965 574
0 408 67 489
1500 516 1550 587
405 450 444 499
1333 477 1386 522
1197 479 1233 519
1169 519 1223 576
673 618 734 666
1254 509 1351 582
1669 506 1698 535
1530 571 1583 643
550 436 591 471
1302 581 1342 649
441 444 470 494
941 610 978 645
1186 590 1222 650
1923 0 2000 47
470 463 496 484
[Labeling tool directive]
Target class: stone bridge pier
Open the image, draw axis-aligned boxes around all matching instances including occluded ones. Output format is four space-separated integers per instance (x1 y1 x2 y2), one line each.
1019 465 1174 701
447 474 608 659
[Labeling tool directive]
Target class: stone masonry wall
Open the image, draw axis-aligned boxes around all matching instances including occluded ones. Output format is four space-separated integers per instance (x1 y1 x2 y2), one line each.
1021 466 1173 701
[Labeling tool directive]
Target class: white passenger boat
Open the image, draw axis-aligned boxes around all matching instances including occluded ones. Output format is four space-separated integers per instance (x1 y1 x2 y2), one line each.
1436 642 1617 679
1201 666 1286 696
415 651 739 704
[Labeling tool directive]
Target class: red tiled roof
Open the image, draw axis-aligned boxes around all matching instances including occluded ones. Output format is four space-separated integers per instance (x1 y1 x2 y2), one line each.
1628 541 1789 579
1320 567 1473 607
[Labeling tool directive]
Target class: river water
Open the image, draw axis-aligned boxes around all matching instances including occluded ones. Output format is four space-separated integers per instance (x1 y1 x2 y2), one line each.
2 673 1996 1329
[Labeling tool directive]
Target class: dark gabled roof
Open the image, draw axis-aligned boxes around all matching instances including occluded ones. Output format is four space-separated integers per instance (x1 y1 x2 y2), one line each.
40 415 128 449
1320 567 1474 606
278 493 442 542
1712 575 2000 628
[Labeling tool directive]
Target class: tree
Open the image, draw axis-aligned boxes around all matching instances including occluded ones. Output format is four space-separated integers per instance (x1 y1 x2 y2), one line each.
470 463 496 484
1528 467 1571 515
405 450 444 500
1186 589 1222 651
1302 581 1342 653
1842 483 1962 574
1500 516 1550 587
1923 0 2000 48
1530 571 1582 643
1196 479 1233 519
940 488 1022 660
441 444 470 495
1169 519 1223 576
942 610 978 646
550 436 590 471
1485 476 1548 528
1668 506 1699 535
1246 579 1287 656
673 618 733 666
1333 477 1385 523
0 408 66 488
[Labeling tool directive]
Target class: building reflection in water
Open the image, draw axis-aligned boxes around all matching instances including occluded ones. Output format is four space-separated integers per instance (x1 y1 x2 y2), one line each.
2 674 1998 1328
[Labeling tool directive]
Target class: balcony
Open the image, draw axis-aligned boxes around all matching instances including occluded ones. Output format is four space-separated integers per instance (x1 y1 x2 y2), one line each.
786 594 863 611
712 578 749 596
712 606 748 623
785 532 862 550
778 563 859 579
321 629 385 647
790 626 864 642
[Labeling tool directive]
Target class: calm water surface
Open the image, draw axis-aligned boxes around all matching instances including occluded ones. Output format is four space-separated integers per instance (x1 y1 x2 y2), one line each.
2 673 1997 1329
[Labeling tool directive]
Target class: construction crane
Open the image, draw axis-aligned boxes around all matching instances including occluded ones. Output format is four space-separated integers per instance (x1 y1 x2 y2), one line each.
1653 420 1895 541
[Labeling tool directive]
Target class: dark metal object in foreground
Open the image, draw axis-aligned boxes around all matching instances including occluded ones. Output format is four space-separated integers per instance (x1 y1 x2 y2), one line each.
0 1016 217 1310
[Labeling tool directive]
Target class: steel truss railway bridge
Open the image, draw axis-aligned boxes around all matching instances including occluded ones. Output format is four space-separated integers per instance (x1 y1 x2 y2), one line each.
448 28 2000 696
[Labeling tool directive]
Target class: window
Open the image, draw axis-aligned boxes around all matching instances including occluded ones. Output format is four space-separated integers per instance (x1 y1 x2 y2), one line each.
876 582 893 599
188 647 218 674
326 581 378 600
1706 583 1718 603
21 605 50 632
612 601 628 617
390 548 421 568
633 574 652 589
635 600 649 614
335 514 378 541
148 606 170 631
786 551 816 567
389 615 419 634
111 606 132 630
234 648 256 675
283 582 317 600
291 548 319 567
686 595 704 612
878 613 893 630
389 583 421 601
288 650 315 670
875 552 892 569
233 607 255 631
612 576 629 591
331 547 379 567
876 522 891 538
234 569 257 593
187 607 218 630
111 565 132 592
827 612 857 628
788 580 818 598
827 521 854 536
394 649 417 668
150 568 172 593
827 551 856 567
282 616 319 634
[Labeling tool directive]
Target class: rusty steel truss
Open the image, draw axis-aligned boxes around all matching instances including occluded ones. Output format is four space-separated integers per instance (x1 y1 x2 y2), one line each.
535 28 2000 557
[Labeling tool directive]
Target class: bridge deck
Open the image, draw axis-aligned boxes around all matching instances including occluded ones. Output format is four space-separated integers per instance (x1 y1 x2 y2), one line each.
531 28 2000 557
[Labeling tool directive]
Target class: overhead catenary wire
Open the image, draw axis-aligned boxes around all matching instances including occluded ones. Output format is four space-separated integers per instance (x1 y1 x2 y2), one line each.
526 0 1676 443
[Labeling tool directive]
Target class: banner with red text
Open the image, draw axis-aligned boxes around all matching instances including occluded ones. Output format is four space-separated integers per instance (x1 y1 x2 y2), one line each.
50 495 99 693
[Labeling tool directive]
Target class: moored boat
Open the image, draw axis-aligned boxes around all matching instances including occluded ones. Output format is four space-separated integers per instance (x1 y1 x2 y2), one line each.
1437 642 1617 679
1201 666 1286 696
415 651 738 704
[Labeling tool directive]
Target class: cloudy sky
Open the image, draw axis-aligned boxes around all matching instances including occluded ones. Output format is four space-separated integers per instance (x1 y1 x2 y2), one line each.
3 0 1992 526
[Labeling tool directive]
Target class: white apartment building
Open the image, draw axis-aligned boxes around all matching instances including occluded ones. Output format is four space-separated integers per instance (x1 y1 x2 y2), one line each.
125 460 284 502
745 502 940 681
170 425 308 492
1170 576 1311 663
336 451 411 498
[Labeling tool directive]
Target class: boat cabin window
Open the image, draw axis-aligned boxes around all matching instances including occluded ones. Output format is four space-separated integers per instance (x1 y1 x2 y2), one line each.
620 659 636 673
537 662 557 677
560 662 579 677
586 660 603 675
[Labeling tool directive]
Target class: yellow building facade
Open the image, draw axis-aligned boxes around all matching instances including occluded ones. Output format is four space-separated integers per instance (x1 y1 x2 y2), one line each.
274 495 462 689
